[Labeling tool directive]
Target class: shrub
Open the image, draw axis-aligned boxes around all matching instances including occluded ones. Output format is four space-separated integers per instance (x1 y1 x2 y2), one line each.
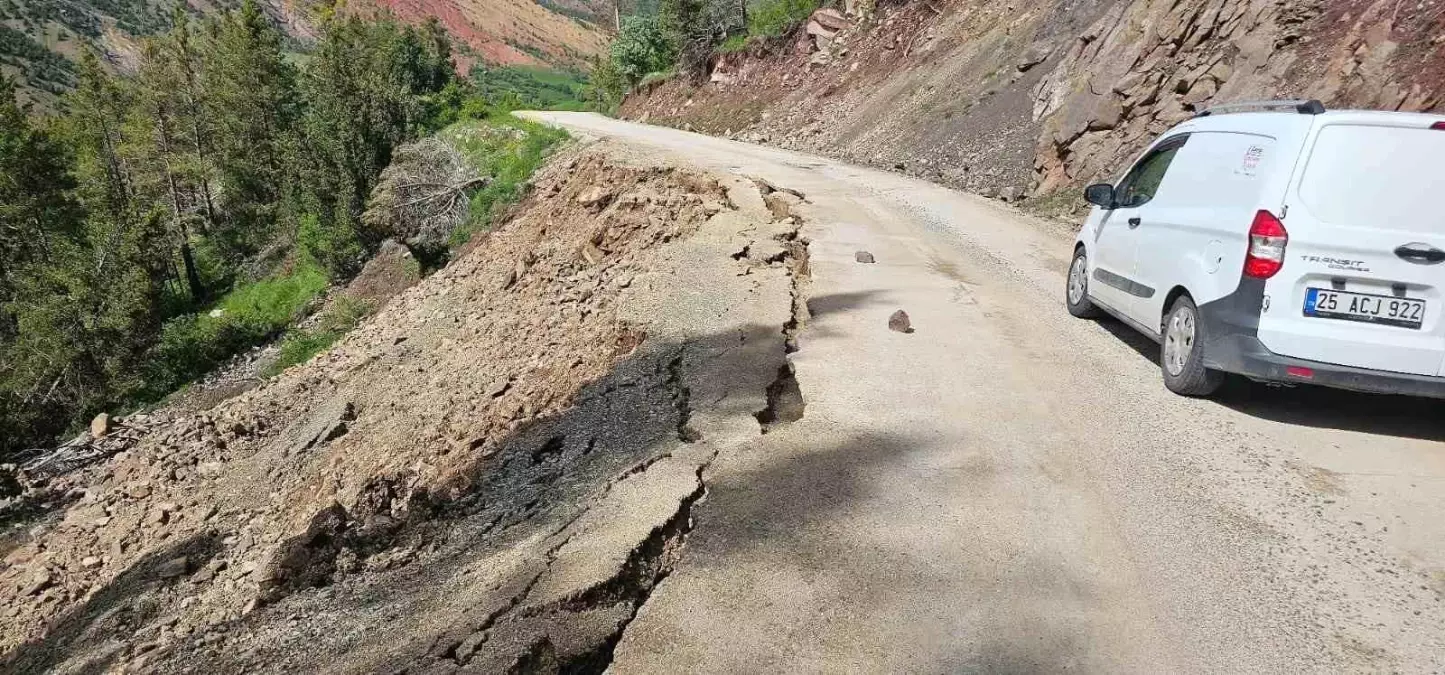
611 15 675 84
441 115 567 248
748 0 820 38
471 65 590 111
141 262 328 399
586 54 627 112
297 212 365 280
268 296 375 375
718 34 750 53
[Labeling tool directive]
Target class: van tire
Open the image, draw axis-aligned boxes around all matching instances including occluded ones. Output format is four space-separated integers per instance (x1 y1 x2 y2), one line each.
1066 249 1102 318
1161 296 1225 397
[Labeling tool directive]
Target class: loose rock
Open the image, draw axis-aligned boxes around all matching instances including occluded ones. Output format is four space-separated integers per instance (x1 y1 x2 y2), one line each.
888 310 914 334
855 250 876 264
90 413 112 439
155 557 190 579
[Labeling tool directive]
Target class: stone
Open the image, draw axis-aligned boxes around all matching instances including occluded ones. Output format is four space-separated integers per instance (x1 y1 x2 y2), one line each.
81 556 102 569
23 571 54 596
485 377 511 398
128 484 152 500
855 250 876 263
580 241 605 265
155 557 190 579
196 462 224 479
1181 77 1218 107
157 502 179 513
763 191 804 220
1084 97 1125 131
1017 41 1051 72
90 413 111 439
888 310 914 334
575 186 609 207
998 186 1024 202
150 509 170 526
812 8 850 31
1207 61 1233 83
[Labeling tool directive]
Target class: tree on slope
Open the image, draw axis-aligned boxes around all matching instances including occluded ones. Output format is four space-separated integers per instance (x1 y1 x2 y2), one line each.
202 0 300 261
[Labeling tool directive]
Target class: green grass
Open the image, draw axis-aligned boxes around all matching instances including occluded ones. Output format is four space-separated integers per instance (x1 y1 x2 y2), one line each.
139 261 329 399
718 34 750 53
267 296 375 375
636 68 676 89
441 114 568 248
747 0 821 39
471 64 590 111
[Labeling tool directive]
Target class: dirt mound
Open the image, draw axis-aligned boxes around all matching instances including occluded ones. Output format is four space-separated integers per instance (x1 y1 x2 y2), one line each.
0 146 777 673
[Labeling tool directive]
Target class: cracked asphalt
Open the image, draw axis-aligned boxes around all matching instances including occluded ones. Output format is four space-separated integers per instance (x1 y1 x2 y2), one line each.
524 112 1445 673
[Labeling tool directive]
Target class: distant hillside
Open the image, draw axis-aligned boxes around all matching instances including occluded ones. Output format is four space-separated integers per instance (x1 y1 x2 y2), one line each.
0 0 610 104
353 0 609 69
0 0 229 102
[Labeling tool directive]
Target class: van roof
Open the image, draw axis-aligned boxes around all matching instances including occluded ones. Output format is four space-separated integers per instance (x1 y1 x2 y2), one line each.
1172 109 1445 137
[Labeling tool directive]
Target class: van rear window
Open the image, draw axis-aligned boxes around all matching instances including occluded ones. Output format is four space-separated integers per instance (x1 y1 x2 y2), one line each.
1298 124 1445 230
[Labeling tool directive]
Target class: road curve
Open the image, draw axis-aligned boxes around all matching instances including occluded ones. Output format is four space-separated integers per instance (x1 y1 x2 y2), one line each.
522 112 1445 673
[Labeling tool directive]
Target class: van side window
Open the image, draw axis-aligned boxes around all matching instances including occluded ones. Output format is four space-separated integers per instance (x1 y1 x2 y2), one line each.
1116 135 1189 208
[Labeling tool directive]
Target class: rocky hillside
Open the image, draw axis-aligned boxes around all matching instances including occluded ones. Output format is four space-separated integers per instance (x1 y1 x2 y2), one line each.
352 0 608 69
621 0 1444 204
0 0 606 104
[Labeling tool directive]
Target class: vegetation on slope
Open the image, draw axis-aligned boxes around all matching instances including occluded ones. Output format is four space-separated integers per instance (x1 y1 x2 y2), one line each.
590 0 819 108
0 1 457 457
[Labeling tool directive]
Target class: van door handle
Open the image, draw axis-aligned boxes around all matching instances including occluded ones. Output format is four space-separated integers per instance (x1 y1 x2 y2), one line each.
1127 217 1141 228
1394 243 1445 264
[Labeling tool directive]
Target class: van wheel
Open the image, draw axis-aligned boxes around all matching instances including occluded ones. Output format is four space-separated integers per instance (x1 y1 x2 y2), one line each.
1066 249 1101 318
1161 296 1225 397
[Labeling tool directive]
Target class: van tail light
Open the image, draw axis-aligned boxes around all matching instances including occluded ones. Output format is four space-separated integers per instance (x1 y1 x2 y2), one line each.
1244 210 1288 279
1432 121 1445 130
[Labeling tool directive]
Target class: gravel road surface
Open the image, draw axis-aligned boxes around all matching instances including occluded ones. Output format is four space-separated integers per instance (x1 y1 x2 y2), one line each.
523 112 1445 673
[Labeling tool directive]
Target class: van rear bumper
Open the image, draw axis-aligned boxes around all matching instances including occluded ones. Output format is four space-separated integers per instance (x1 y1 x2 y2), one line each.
1197 276 1445 398
1204 334 1445 399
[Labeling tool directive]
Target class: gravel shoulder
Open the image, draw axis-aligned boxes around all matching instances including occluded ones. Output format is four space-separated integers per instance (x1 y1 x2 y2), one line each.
525 112 1445 673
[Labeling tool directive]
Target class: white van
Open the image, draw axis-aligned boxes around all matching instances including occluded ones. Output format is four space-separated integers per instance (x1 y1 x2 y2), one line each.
1066 100 1445 397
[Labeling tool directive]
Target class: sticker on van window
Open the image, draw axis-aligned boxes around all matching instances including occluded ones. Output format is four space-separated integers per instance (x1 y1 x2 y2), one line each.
1237 144 1265 177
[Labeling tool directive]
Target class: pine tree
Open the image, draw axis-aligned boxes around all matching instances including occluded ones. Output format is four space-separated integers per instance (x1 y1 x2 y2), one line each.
130 38 206 301
293 14 455 275
202 0 299 249
0 76 81 319
0 64 166 456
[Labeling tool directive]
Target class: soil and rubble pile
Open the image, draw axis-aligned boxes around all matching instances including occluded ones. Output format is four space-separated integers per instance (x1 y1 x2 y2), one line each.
0 145 781 673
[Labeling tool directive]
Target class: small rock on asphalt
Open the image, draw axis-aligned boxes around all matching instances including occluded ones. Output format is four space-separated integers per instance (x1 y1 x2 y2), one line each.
888 310 914 334
855 250 876 263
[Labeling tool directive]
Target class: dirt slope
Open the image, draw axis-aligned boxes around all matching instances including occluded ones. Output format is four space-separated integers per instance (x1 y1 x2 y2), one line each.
0 142 809 673
622 0 1444 199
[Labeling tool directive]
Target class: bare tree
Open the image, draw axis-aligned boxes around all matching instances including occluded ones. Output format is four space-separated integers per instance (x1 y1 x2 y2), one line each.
362 137 489 250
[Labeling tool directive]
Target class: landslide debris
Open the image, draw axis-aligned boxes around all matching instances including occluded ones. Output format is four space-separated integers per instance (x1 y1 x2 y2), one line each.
0 147 754 674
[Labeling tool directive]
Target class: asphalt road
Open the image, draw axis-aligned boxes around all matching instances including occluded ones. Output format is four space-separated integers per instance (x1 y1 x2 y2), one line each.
523 112 1445 673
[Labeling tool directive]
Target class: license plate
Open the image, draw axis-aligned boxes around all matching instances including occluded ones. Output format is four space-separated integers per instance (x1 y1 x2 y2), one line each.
1304 288 1425 329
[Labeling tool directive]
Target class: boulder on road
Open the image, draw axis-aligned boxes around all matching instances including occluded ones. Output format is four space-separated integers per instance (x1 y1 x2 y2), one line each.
855 250 877 263
888 310 914 334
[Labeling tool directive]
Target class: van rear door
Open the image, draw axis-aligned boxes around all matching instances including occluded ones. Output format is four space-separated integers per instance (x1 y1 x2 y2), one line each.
1259 114 1445 376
